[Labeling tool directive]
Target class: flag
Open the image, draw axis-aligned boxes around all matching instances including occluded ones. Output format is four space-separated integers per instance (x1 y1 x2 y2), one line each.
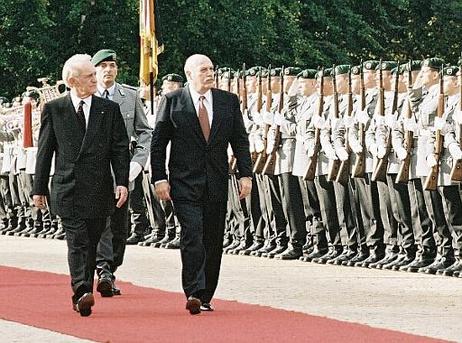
139 0 163 85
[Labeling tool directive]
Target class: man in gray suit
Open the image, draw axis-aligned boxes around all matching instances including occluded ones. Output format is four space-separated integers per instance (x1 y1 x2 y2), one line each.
92 49 152 296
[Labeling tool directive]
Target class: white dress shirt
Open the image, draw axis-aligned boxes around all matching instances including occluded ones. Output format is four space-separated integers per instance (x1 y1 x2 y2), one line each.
189 84 213 126
70 90 92 128
97 84 116 101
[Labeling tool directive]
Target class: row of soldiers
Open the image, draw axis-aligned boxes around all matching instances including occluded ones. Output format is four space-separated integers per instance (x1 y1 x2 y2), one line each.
2 57 462 280
217 57 462 279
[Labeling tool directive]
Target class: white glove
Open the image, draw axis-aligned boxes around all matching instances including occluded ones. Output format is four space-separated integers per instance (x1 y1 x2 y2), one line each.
349 140 363 154
403 117 418 133
385 111 398 129
253 112 264 125
129 162 143 182
448 143 462 160
376 145 387 158
274 112 286 126
426 154 437 168
336 147 349 161
263 111 274 125
306 146 315 157
255 139 265 153
369 143 378 157
324 146 338 160
453 109 462 125
356 109 370 125
311 114 325 129
395 146 408 161
331 117 342 130
434 117 451 135
343 116 355 128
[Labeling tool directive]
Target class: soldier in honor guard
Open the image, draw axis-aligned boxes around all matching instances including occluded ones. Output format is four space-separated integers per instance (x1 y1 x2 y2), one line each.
92 49 153 296
291 69 323 258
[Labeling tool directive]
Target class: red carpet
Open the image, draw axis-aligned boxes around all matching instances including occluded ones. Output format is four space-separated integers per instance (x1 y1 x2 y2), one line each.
0 266 446 343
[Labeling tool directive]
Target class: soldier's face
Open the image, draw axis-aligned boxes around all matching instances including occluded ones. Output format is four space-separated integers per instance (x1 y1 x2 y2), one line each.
246 76 257 93
161 80 181 95
419 66 439 87
363 70 375 88
95 61 118 87
351 75 360 93
187 60 214 93
335 75 348 93
299 79 315 96
284 76 295 91
375 70 392 89
443 76 458 94
70 61 97 98
271 76 280 93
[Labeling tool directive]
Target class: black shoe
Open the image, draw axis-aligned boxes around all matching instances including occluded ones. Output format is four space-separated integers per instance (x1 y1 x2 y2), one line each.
200 302 214 312
153 235 173 248
227 241 249 255
186 296 201 315
401 256 435 273
437 259 462 277
97 277 114 297
419 256 456 274
112 280 121 296
369 252 398 269
344 250 369 266
331 249 357 265
165 237 180 249
252 241 276 257
74 292 95 317
222 237 233 249
275 247 303 260
126 233 143 245
223 240 240 254
264 244 287 258
239 241 264 256
139 234 163 246
300 246 328 262
312 248 342 264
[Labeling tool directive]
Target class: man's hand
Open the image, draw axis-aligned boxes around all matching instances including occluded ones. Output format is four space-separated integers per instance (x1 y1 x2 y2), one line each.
115 185 128 208
33 195 47 209
155 180 171 201
238 177 252 200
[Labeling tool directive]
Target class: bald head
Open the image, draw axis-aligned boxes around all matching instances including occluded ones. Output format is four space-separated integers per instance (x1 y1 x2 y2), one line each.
184 54 214 94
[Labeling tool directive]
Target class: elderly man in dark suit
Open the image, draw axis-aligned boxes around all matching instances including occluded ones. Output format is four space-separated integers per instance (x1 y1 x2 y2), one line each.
151 54 252 315
32 54 129 317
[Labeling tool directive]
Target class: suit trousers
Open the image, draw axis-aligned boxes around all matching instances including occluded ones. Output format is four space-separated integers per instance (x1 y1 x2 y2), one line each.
298 177 323 241
247 175 265 243
438 185 462 257
174 199 227 303
130 172 149 236
333 180 358 249
377 178 397 250
314 175 341 247
62 216 107 295
96 196 130 277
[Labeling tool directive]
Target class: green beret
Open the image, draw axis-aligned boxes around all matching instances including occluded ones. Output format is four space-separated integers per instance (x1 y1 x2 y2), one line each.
92 49 117 66
297 69 317 79
270 68 282 77
363 60 379 71
443 66 459 77
0 96 8 105
162 73 183 83
402 60 422 73
376 61 398 71
351 65 361 75
284 67 302 76
316 68 332 78
422 57 445 70
334 64 350 76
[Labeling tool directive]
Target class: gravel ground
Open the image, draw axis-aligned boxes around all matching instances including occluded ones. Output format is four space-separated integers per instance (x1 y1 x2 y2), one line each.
1 235 461 342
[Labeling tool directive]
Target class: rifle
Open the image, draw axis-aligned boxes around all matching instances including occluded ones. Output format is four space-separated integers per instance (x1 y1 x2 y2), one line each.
352 61 367 177
424 66 445 191
227 67 232 92
450 57 462 181
304 67 324 181
263 66 284 175
214 65 219 88
253 64 272 173
370 59 387 182
372 61 400 182
327 65 342 182
336 68 353 185
396 60 414 184
242 63 248 113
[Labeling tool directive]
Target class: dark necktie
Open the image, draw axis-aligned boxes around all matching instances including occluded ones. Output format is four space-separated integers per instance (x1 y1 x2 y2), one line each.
198 96 211 142
76 100 86 132
103 89 109 99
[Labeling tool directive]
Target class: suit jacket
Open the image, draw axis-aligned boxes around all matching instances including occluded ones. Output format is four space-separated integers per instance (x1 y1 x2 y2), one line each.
151 87 252 203
33 94 129 218
112 83 152 167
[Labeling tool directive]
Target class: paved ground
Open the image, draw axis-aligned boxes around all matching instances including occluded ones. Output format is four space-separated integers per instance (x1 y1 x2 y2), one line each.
1 235 461 342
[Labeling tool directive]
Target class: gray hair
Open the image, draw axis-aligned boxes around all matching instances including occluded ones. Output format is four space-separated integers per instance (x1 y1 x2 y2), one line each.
62 54 92 87
184 54 212 80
